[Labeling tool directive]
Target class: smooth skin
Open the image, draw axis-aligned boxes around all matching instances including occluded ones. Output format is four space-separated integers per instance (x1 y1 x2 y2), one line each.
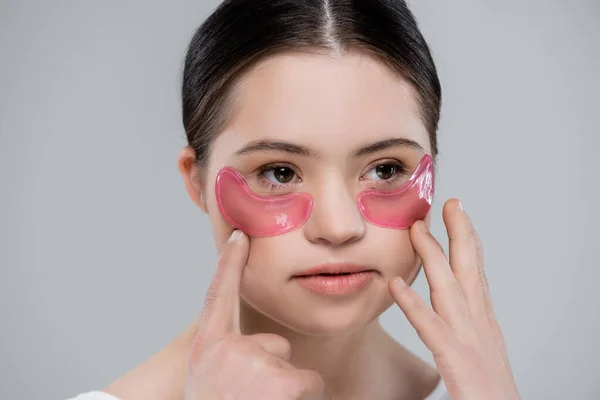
104 200 520 400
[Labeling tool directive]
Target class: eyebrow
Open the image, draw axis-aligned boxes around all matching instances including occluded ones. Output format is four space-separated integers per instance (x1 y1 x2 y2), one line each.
235 139 317 157
234 137 425 158
353 137 425 156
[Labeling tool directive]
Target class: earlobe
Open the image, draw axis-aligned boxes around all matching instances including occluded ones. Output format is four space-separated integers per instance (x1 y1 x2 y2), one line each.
177 146 209 214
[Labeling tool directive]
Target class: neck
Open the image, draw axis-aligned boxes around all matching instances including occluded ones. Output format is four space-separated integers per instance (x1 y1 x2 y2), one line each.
239 300 414 399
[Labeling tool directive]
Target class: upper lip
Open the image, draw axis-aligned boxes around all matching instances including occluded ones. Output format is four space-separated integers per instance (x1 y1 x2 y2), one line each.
294 263 375 277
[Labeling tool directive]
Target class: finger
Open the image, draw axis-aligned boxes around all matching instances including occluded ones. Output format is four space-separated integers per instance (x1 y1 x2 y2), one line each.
409 220 471 330
410 220 454 289
389 276 453 355
444 200 509 359
200 230 249 339
249 333 292 361
443 199 489 319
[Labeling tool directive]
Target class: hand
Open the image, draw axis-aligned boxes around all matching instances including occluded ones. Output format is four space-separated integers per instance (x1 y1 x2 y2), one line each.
389 199 520 400
185 230 330 400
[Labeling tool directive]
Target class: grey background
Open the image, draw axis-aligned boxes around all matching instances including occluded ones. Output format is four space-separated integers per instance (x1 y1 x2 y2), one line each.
1 1 598 399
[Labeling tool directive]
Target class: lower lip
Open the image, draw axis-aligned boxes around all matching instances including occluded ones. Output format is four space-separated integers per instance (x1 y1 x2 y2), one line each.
294 271 376 295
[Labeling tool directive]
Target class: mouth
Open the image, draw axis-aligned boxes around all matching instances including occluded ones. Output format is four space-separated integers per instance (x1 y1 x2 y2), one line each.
292 263 377 296
294 263 376 277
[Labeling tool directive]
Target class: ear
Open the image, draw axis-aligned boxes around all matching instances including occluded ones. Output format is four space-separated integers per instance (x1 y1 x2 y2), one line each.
178 146 208 214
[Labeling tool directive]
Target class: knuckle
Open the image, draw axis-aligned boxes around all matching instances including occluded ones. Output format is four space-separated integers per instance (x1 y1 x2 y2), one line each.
215 335 246 362
402 293 419 312
275 335 292 355
247 351 271 373
251 333 292 358
272 370 300 396
221 336 277 374
202 276 226 313
308 372 326 392
263 332 291 347
290 370 326 397
477 269 489 289
463 269 482 291
468 227 478 241
431 279 462 302
401 287 419 307
202 286 217 313
451 280 464 297
276 334 292 348
429 287 445 306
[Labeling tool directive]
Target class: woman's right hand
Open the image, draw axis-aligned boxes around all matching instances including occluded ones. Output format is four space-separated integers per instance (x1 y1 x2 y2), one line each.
184 230 329 400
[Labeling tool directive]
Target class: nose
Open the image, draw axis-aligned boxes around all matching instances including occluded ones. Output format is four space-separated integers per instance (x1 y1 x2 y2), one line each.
303 178 366 246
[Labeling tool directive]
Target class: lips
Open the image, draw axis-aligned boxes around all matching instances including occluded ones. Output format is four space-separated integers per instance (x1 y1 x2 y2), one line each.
293 263 377 295
294 263 375 277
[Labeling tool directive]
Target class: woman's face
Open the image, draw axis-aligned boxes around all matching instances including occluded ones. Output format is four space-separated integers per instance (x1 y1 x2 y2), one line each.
186 51 432 336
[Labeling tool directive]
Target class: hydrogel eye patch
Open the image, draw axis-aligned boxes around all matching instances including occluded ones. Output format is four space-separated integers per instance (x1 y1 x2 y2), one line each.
215 154 434 237
214 167 314 237
356 154 434 229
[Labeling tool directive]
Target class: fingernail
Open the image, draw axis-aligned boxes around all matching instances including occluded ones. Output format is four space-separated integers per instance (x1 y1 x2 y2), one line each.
394 276 407 288
228 230 242 243
458 199 465 213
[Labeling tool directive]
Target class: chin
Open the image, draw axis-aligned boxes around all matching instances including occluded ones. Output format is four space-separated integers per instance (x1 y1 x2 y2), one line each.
241 279 395 337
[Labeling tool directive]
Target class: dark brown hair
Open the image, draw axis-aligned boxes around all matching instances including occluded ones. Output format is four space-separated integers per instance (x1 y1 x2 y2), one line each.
182 0 442 169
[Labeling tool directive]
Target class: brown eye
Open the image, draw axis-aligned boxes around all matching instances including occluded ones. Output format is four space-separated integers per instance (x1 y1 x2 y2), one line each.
272 167 295 183
375 164 396 180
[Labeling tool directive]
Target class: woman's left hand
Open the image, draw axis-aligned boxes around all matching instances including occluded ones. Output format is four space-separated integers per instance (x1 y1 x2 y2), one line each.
389 198 520 400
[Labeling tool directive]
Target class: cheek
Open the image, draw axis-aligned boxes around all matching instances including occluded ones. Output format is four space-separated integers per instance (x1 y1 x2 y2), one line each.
237 234 305 312
371 229 420 278
244 233 307 276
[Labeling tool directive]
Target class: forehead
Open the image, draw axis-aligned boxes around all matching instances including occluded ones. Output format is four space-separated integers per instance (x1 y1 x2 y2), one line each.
216 51 430 158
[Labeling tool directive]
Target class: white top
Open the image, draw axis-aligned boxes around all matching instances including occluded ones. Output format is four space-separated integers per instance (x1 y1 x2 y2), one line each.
68 379 448 400
67 393 120 400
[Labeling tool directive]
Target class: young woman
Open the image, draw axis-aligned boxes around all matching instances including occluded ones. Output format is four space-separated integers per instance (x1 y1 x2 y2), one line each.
70 1 520 399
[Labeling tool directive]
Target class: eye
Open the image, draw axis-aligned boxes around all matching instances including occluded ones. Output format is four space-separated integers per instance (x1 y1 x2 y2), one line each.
265 166 296 184
256 164 301 190
375 164 396 180
364 162 405 182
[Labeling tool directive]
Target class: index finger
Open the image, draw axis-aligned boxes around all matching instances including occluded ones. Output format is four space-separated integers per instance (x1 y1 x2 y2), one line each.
443 199 487 315
198 229 249 339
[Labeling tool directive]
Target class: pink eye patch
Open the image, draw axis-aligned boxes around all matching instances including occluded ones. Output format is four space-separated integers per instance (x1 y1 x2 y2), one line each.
214 169 314 237
357 154 434 229
215 154 434 237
